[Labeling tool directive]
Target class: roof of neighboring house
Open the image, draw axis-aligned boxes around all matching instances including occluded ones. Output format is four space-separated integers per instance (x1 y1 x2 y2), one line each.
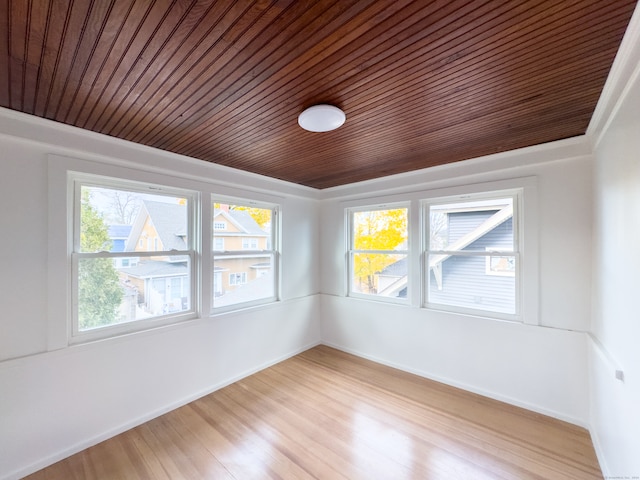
429 204 513 269
143 201 188 251
108 224 132 239
126 202 268 252
213 272 273 308
378 258 407 276
124 260 188 279
213 209 267 236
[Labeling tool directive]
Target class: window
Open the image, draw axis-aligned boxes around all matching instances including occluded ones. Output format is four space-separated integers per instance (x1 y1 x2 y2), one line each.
214 221 226 230
213 237 225 251
424 191 519 318
242 237 258 249
347 205 409 301
212 201 278 311
71 177 196 340
229 272 247 285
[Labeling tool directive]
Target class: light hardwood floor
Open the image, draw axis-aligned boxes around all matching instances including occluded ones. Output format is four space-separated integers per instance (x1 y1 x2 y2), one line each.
26 345 601 479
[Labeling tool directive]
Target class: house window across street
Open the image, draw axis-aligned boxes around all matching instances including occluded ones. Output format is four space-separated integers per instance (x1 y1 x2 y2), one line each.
424 192 519 318
71 177 196 340
212 200 279 312
347 205 409 301
229 272 247 285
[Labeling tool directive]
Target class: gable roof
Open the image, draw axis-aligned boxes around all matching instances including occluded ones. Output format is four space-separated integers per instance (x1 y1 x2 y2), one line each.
126 202 268 251
429 204 513 269
213 209 268 236
125 200 187 252
143 201 188 251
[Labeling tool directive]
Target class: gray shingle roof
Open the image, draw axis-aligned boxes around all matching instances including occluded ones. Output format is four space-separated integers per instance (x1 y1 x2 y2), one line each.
378 257 407 276
124 260 188 279
143 200 188 250
213 209 267 235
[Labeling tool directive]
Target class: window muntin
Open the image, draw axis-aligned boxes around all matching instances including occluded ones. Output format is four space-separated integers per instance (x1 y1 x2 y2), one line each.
212 201 278 311
424 193 519 318
348 206 409 300
72 181 196 338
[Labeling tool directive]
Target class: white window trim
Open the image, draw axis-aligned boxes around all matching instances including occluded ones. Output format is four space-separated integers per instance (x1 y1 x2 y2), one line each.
47 155 210 349
229 272 248 285
48 155 287 350
339 177 538 325
420 178 539 325
346 203 410 304
423 190 520 321
68 174 199 343
213 237 225 251
212 197 280 314
485 248 516 277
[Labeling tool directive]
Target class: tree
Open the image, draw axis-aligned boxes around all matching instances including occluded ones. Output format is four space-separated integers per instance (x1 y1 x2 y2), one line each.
99 189 140 224
353 208 407 293
232 205 271 229
78 189 123 330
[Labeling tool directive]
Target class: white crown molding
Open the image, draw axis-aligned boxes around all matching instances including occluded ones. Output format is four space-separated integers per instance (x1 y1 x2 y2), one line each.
319 136 592 201
0 107 321 200
587 2 640 148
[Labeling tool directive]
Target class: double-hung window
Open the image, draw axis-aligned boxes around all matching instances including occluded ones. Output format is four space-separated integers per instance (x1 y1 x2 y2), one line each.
423 190 520 319
212 200 278 311
347 205 409 301
71 176 197 341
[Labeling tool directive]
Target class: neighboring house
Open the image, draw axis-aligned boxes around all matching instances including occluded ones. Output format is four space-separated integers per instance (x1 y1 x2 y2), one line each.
107 224 132 252
107 224 133 268
377 203 514 312
120 200 191 316
116 201 271 315
106 224 137 321
212 207 271 299
377 257 409 298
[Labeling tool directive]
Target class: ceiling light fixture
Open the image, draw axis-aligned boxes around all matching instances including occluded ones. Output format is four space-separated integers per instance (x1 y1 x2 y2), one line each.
298 104 346 132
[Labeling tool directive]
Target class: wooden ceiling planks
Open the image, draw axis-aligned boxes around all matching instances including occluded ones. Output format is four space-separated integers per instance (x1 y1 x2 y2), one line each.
1 0 637 189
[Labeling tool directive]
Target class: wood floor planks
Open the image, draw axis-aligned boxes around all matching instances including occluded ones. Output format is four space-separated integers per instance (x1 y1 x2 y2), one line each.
26 345 602 479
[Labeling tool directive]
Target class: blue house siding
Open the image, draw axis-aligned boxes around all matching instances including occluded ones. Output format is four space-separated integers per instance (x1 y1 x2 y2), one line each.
108 225 132 253
429 212 515 314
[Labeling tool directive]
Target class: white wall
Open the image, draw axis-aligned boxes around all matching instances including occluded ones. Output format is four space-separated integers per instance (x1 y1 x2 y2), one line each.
590 59 640 476
2 5 639 472
319 140 594 425
0 110 322 479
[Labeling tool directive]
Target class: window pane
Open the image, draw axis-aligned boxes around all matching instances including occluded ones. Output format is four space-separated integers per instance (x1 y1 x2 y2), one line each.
78 255 192 331
213 254 275 308
351 253 407 298
353 208 407 250
80 186 188 253
429 198 513 251
213 203 271 252
427 254 515 314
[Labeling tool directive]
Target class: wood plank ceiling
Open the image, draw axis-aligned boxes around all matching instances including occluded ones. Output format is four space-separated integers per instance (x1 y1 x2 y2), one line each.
1 1 637 189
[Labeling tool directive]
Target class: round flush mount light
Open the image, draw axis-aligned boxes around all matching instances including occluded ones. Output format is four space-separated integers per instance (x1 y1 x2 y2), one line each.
298 104 346 132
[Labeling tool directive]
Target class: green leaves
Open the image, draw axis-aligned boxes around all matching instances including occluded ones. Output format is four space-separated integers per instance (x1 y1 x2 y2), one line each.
78 188 123 330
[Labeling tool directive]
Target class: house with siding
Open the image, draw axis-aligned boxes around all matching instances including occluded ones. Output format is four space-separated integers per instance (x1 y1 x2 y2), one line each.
120 201 271 315
377 201 514 313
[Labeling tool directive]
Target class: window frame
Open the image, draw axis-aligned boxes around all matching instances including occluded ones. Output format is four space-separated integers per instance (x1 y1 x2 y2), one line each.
211 197 280 314
422 189 522 321
69 173 199 343
346 203 410 304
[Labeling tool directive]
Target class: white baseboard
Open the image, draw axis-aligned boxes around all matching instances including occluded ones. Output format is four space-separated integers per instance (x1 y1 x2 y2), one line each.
5 340 321 480
322 341 589 429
